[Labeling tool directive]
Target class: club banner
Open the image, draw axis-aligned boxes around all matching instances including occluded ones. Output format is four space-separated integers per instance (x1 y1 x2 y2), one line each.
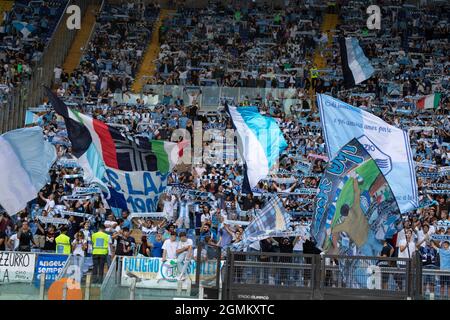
0 252 36 283
436 220 450 230
121 257 224 289
128 212 167 219
59 210 92 219
63 174 83 179
417 172 440 178
429 184 450 189
415 162 438 169
61 195 92 201
312 138 402 257
104 168 168 213
431 234 450 242
38 216 69 225
308 153 329 161
317 94 418 213
33 254 68 288
426 190 450 195
224 219 251 226
57 159 80 168
73 187 101 195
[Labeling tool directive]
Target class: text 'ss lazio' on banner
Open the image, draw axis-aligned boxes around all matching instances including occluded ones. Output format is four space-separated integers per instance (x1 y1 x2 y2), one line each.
103 167 168 213
317 94 418 213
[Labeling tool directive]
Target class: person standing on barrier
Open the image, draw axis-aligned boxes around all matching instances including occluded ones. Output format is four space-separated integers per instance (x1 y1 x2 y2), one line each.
432 240 450 298
55 226 71 255
92 225 111 285
175 231 193 281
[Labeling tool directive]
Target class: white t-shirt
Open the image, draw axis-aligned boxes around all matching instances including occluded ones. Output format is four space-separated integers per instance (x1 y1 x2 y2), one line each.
142 225 157 235
177 239 193 255
398 239 416 259
104 220 117 233
163 196 177 218
9 234 19 250
72 239 87 257
293 226 309 251
54 67 62 79
396 229 406 247
201 213 211 224
44 199 55 212
162 239 178 259
81 230 92 253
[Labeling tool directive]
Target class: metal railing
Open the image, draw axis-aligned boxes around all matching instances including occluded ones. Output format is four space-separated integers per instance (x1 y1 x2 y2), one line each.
0 251 70 300
222 251 429 300
422 268 450 300
100 244 223 300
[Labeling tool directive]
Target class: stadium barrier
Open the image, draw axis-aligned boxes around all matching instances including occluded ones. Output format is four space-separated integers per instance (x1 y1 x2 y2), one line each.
221 251 440 300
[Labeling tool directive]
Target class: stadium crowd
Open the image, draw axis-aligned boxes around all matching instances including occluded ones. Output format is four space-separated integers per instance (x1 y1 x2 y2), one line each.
0 0 448 294
0 0 68 100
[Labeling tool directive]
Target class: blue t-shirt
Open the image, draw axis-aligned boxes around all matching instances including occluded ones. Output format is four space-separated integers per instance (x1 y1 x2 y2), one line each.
440 248 450 270
151 240 163 257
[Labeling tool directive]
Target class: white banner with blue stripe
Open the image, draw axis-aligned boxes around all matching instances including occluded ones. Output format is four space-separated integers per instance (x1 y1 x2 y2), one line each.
226 105 287 193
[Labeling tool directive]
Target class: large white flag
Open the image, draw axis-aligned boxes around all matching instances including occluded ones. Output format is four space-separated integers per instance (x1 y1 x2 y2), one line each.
0 127 57 215
317 94 418 213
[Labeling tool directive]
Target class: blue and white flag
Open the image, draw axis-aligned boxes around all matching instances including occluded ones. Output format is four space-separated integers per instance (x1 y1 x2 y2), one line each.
226 105 288 193
339 37 374 88
242 197 291 240
230 197 293 250
25 111 43 126
12 21 36 38
318 94 418 213
0 127 56 215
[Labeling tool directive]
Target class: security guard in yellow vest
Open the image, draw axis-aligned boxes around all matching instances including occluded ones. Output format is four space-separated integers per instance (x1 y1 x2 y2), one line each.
91 225 110 284
310 67 319 79
55 227 71 255
310 66 319 90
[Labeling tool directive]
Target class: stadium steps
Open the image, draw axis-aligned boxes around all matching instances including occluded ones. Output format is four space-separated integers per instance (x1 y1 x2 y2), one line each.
0 1 14 25
131 9 176 93
313 13 339 70
62 3 101 75
310 13 339 105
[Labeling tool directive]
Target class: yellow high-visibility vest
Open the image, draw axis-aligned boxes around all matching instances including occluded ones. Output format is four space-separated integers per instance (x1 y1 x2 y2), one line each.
92 231 109 255
55 234 71 255
310 68 319 79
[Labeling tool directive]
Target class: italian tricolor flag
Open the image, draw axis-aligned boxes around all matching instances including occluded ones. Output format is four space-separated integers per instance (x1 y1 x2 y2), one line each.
416 93 441 110
45 87 185 177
